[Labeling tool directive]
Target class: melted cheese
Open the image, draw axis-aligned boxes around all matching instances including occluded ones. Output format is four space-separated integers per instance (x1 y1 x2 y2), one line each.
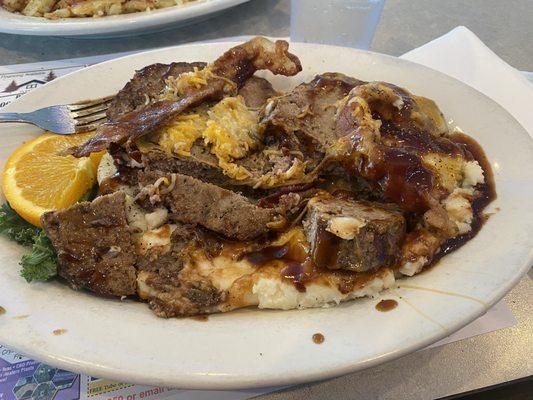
158 112 208 157
125 195 148 233
145 208 169 230
156 96 262 180
138 224 177 255
255 158 307 188
96 152 116 184
422 153 464 192
135 225 398 315
204 96 263 159
161 67 214 100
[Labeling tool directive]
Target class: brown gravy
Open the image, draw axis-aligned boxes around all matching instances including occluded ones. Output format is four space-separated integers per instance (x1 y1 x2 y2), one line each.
244 131 495 290
190 315 209 322
375 299 398 312
312 333 325 344
281 259 317 292
244 235 390 293
11 315 29 320
245 239 318 292
247 244 316 292
434 133 496 261
311 229 340 269
246 245 289 266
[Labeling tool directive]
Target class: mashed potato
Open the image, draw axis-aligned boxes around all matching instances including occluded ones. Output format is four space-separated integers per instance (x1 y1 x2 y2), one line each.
138 246 397 314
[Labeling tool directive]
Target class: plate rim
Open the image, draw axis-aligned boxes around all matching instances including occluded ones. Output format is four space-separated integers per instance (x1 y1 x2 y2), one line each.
1 41 532 389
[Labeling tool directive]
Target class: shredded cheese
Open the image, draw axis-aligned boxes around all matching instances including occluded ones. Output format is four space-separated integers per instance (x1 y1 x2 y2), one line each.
158 112 208 156
156 96 263 180
161 67 214 100
255 158 307 188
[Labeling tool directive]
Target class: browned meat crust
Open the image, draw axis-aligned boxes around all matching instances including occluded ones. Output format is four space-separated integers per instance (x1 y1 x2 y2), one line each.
142 140 316 192
303 195 405 272
41 192 137 297
238 76 278 108
136 223 226 317
329 82 492 272
138 171 282 240
261 73 364 167
33 38 495 318
332 82 465 214
107 62 207 121
135 223 197 279
107 64 274 121
68 37 302 158
211 37 302 86
141 143 269 193
68 83 226 158
142 148 232 188
140 270 224 318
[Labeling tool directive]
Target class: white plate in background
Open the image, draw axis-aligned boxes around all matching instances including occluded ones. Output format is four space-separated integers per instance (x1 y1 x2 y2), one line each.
0 0 249 38
0 41 532 389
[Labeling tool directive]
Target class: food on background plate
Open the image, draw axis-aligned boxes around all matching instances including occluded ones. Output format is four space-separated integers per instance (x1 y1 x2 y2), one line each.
1 0 196 19
0 37 495 317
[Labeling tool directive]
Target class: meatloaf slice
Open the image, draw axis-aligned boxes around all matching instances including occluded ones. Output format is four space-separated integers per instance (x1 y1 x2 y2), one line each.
41 192 137 296
142 144 306 194
303 196 405 272
142 148 235 189
107 62 207 121
238 76 278 108
139 171 282 240
261 73 364 159
107 59 276 122
136 222 221 277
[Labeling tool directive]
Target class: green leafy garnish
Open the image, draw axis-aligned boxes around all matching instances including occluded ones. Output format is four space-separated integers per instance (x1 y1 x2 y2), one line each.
0 202 58 282
20 231 58 283
78 184 98 202
0 203 40 246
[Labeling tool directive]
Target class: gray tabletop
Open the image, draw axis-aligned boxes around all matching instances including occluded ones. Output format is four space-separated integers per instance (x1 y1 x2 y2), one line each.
1 1 532 399
0 0 532 70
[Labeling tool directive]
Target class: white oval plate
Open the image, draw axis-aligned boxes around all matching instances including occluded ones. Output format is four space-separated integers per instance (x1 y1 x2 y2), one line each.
0 0 249 38
0 42 532 390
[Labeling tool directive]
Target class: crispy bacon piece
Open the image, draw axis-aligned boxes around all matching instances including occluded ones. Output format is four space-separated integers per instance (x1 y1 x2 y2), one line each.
211 37 302 86
69 85 224 158
67 37 302 158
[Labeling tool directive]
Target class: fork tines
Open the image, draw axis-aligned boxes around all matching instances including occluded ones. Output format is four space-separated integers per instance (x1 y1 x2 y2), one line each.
69 96 114 132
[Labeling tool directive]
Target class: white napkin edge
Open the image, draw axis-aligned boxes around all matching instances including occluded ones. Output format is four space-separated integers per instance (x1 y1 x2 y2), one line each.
400 26 533 137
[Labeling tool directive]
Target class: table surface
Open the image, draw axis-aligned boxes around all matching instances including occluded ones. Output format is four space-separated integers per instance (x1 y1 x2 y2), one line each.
0 1 532 399
0 0 532 70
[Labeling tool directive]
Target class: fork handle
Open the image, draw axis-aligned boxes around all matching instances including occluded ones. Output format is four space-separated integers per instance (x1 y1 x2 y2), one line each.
0 112 30 124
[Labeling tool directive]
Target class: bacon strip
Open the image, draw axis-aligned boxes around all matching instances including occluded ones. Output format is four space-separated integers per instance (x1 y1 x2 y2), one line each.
211 37 303 86
68 37 302 158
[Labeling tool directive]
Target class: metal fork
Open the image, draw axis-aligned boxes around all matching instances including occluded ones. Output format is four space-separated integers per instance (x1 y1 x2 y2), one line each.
0 96 114 134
